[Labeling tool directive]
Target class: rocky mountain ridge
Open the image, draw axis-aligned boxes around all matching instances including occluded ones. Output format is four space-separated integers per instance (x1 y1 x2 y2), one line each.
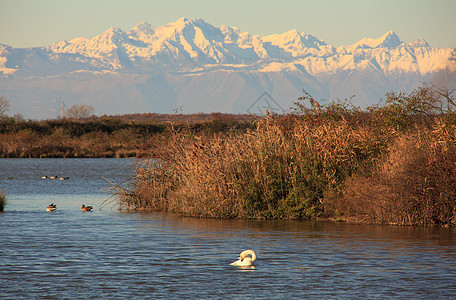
1 18 455 119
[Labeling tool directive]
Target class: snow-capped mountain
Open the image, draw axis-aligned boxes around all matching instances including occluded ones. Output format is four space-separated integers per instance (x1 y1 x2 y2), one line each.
1 17 455 119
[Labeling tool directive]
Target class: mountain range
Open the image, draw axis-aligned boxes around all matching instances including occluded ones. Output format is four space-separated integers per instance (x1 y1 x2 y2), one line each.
1 17 455 119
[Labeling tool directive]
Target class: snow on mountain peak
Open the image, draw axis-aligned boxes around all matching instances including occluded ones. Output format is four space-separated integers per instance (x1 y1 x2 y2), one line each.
170 17 211 32
351 30 403 50
176 17 189 23
131 21 154 33
262 29 327 57
30 18 453 72
173 17 191 30
379 31 402 47
101 27 126 39
409 37 431 48
2 17 455 120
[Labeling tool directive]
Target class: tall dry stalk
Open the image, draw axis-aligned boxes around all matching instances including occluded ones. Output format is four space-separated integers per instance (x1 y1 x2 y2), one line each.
0 189 6 212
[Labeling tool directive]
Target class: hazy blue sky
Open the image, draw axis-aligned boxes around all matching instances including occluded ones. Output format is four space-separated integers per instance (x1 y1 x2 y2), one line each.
1 0 455 48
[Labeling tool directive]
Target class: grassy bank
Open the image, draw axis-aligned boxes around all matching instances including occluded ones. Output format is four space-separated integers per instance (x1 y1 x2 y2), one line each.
0 114 254 158
115 86 456 226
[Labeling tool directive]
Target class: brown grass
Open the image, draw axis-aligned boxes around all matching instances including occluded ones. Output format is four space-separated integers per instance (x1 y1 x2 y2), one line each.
113 86 456 226
329 119 456 226
116 110 389 220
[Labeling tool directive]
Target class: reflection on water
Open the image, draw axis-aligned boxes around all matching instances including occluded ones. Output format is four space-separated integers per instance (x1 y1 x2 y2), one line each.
1 159 456 299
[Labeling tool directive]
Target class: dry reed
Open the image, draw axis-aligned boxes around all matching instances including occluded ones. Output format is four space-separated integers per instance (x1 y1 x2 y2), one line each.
118 111 386 220
327 116 456 226
115 86 456 226
0 190 6 212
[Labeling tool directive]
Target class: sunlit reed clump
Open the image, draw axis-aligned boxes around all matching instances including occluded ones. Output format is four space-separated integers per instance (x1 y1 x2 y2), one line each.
115 85 456 226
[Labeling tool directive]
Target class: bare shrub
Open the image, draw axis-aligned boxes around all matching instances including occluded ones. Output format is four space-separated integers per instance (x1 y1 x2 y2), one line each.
65 104 94 119
0 97 9 118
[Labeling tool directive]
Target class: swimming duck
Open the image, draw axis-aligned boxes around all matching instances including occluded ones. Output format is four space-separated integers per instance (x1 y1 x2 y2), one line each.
59 177 69 180
46 203 57 212
50 176 58 179
81 204 93 212
230 250 257 267
41 176 48 179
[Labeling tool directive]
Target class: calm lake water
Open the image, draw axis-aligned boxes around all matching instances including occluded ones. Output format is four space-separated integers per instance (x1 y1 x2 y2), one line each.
1 158 455 299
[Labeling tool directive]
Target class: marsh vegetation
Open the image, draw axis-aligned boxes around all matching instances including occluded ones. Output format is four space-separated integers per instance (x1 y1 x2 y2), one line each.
113 85 456 226
0 114 254 158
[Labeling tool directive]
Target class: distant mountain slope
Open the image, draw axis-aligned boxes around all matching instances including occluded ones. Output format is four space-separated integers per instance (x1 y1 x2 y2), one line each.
1 18 455 119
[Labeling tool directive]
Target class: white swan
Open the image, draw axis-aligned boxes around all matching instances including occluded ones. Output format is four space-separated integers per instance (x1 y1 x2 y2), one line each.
230 250 256 266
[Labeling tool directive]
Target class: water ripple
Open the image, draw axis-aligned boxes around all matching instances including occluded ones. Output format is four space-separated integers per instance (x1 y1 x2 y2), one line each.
1 159 456 298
